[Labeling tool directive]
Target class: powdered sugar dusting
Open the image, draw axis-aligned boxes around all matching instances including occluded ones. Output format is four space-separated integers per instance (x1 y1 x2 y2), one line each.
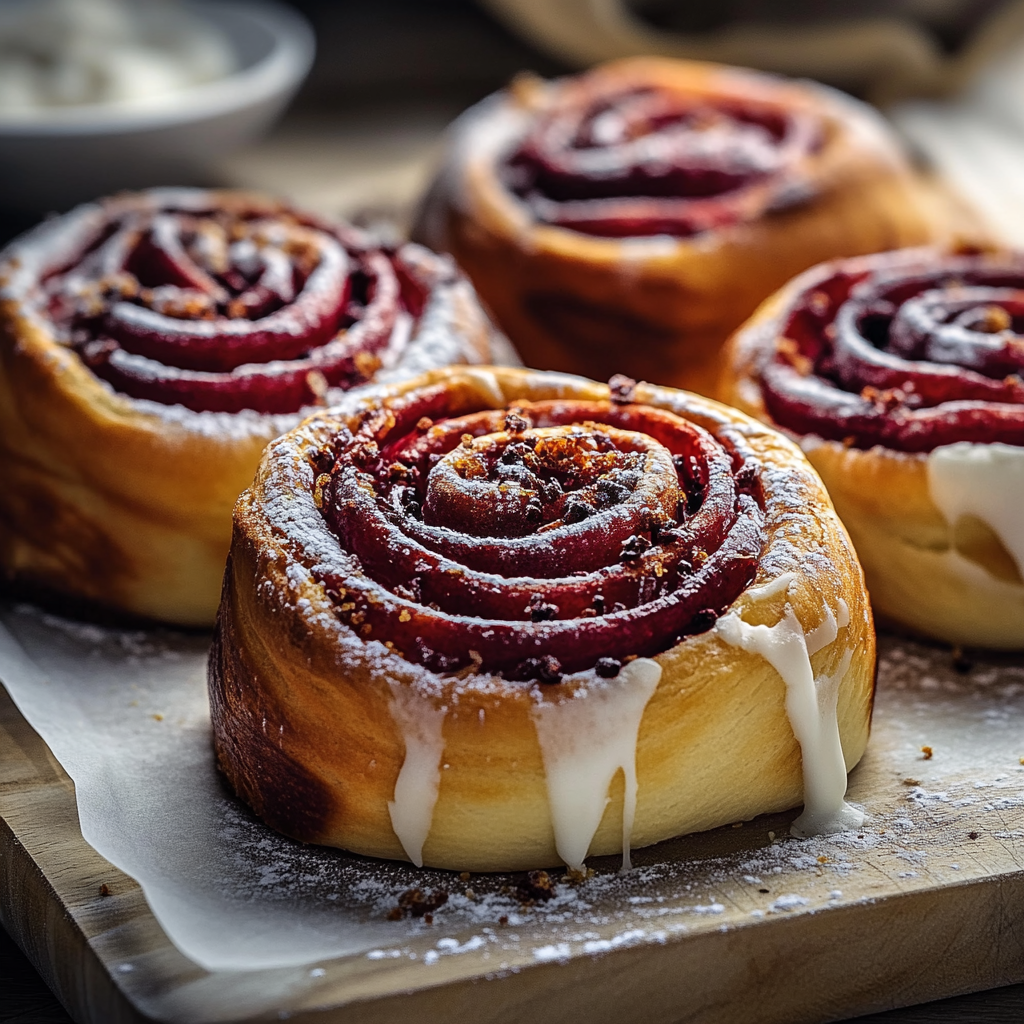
2 597 1022 1009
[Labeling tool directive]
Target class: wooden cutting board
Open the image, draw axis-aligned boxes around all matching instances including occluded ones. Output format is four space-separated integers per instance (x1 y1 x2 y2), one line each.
2 628 1024 1024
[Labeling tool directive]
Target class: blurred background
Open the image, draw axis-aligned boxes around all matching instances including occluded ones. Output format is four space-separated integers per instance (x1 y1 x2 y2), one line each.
3 0 1024 244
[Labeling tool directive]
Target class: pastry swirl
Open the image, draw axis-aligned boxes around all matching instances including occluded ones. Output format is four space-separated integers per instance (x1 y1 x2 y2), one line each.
724 248 1024 648
0 189 492 625
211 366 875 870
506 71 820 239
416 57 960 396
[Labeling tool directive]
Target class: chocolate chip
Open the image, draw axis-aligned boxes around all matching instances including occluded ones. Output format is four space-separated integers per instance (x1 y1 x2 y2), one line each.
504 409 531 434
689 608 718 633
595 478 629 507
500 442 529 465
525 500 544 522
514 655 562 683
526 594 559 622
540 478 563 502
595 658 621 678
609 374 637 404
592 594 605 615
403 498 422 520
564 501 594 524
620 534 651 560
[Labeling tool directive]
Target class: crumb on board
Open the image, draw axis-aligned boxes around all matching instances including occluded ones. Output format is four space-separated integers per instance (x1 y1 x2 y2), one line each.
921 746 934 760
98 884 111 897
563 866 592 885
516 870 556 904
386 888 449 921
903 778 921 786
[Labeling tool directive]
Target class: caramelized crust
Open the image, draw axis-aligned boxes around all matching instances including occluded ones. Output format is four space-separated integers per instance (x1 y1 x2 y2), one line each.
210 366 875 870
415 57 967 398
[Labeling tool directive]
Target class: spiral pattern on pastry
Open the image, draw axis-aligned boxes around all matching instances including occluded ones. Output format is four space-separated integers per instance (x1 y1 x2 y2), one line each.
753 251 1024 452
211 366 875 870
42 191 435 414
507 75 820 238
723 247 1024 649
0 189 492 625
310 375 764 678
415 57 962 396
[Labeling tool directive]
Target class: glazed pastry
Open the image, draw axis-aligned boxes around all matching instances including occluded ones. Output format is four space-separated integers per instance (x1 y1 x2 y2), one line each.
415 56 961 397
210 366 875 871
723 247 1024 649
0 188 492 626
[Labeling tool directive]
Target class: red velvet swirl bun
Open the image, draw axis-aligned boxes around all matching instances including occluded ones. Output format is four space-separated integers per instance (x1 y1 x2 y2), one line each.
0 189 493 625
210 366 875 871
723 248 1024 649
415 57 963 397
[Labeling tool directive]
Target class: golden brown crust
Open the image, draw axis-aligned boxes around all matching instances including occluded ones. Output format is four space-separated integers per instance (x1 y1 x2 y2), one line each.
0 190 493 626
721 254 1024 650
210 366 876 870
415 57 967 398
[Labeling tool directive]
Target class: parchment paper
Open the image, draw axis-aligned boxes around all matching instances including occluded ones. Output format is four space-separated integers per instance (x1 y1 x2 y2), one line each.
2 601 1024 979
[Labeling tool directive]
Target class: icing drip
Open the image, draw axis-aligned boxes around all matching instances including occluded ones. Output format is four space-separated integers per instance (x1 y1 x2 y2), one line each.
716 583 863 837
928 442 1024 583
531 658 662 871
386 681 446 867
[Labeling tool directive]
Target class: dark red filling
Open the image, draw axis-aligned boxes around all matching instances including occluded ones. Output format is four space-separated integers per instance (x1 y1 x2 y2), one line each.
506 85 820 238
45 201 428 414
310 386 765 680
757 253 1024 452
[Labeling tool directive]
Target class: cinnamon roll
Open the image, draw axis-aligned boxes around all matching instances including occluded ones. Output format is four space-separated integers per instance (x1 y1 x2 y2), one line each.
0 189 492 626
210 366 875 871
415 57 961 397
723 247 1024 649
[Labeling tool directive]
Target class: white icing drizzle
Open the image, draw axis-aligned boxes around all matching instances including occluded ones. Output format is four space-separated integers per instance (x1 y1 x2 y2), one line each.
531 658 662 872
386 681 446 868
927 442 1024 583
716 581 863 838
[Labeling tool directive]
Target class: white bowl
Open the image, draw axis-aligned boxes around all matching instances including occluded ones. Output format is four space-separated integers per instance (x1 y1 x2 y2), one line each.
0 0 314 214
